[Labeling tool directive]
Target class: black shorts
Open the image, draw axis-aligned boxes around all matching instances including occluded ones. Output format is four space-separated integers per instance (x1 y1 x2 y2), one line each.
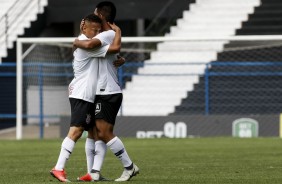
69 98 95 130
94 93 122 125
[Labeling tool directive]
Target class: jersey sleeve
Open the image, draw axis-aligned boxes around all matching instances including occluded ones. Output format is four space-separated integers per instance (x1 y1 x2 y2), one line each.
87 45 110 58
94 30 115 46
78 34 88 40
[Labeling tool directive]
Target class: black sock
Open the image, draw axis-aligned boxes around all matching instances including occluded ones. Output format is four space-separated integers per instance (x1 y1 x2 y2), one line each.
125 163 133 170
90 169 100 173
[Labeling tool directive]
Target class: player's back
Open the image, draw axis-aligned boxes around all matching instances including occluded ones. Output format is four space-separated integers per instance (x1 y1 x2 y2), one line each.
95 30 122 95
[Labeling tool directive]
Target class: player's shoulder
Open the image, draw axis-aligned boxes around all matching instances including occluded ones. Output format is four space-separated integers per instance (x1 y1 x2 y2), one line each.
97 30 115 37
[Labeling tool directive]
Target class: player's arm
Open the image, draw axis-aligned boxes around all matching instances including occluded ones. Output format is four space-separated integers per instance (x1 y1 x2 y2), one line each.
107 23 124 67
73 38 102 49
107 23 121 53
73 18 103 49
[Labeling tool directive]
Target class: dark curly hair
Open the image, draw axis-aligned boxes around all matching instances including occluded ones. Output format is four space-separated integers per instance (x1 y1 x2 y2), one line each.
84 13 102 24
96 1 116 23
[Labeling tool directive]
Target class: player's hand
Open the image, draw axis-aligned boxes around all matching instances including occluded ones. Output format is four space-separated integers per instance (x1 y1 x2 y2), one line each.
72 38 79 52
73 38 79 47
113 55 125 67
80 19 85 33
108 23 120 32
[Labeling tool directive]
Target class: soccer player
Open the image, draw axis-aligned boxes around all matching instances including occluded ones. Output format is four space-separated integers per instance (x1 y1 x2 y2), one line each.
50 13 121 182
74 1 139 182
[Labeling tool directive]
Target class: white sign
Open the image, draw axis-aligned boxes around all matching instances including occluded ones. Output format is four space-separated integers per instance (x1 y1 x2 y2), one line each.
136 122 187 138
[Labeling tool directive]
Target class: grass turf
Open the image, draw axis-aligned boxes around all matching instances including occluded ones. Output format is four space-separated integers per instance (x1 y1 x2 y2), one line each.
0 137 282 183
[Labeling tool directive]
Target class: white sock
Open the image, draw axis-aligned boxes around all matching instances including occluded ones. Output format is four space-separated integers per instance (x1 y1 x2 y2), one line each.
85 138 95 173
55 137 75 171
107 136 132 168
91 140 107 172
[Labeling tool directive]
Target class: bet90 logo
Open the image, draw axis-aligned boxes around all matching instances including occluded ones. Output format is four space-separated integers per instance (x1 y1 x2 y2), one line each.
136 122 187 138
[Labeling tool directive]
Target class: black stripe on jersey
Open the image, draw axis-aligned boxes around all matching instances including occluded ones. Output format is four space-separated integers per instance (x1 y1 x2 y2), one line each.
114 148 125 156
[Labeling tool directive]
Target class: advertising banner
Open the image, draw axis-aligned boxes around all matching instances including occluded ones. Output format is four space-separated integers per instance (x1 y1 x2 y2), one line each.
60 115 279 138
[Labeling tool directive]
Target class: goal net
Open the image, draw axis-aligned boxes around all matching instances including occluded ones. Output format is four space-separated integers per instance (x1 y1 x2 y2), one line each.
16 37 162 139
16 36 282 139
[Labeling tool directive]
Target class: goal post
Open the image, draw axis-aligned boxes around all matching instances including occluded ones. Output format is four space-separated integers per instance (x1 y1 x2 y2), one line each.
16 35 282 140
16 38 71 140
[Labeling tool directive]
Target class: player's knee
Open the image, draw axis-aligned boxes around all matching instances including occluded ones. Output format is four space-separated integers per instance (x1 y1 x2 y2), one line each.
97 131 105 140
67 128 84 142
97 131 114 143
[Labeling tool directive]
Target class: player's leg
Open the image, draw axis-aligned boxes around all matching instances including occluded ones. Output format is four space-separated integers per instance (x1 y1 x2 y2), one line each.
82 103 97 174
77 128 96 182
50 98 93 182
50 126 84 182
96 119 139 181
95 94 139 181
55 127 84 167
96 119 132 167
78 98 108 181
91 138 108 180
95 118 114 142
85 129 95 174
78 126 108 181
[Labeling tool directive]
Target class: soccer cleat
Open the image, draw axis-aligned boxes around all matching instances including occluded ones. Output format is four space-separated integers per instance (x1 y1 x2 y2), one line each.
50 168 70 182
77 172 110 182
77 173 92 182
115 164 140 182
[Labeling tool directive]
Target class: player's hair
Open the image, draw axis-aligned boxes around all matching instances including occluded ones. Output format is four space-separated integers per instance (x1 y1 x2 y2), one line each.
96 1 116 23
83 13 102 24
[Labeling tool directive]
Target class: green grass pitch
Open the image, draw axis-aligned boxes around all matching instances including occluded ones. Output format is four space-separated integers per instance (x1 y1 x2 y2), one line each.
1 137 282 184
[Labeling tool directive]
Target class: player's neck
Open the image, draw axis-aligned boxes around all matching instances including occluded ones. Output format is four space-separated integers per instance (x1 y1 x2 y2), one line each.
102 22 112 31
